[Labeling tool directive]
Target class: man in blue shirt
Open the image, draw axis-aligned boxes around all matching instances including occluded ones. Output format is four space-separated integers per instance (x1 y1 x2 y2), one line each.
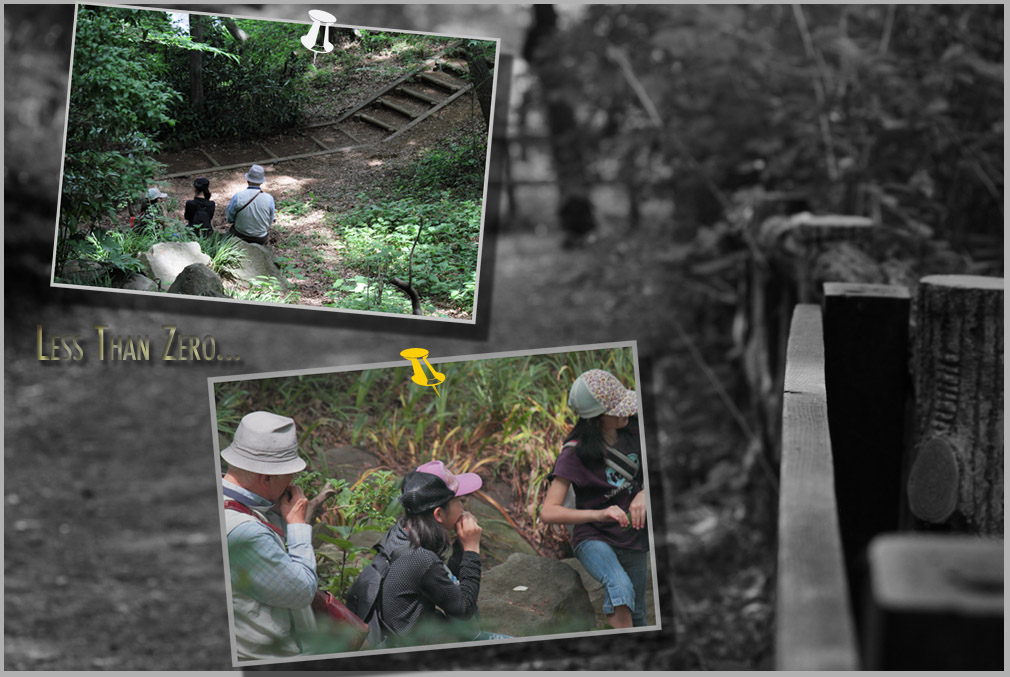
225 164 276 245
221 411 317 660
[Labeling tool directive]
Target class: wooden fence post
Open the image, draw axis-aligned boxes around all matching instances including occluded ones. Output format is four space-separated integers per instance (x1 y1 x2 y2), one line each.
864 533 1003 669
907 275 1003 535
776 304 859 670
822 283 911 626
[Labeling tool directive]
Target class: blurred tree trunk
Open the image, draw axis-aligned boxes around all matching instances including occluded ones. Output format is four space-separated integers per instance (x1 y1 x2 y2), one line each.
523 5 597 245
464 43 493 128
189 14 204 112
221 17 248 43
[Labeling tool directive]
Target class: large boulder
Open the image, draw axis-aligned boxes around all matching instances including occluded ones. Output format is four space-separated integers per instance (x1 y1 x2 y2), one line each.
139 241 211 289
476 553 595 637
467 494 539 569
321 446 382 484
167 263 227 297
227 240 288 289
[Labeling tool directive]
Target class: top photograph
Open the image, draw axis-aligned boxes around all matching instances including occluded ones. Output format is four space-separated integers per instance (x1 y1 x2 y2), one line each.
52 4 499 322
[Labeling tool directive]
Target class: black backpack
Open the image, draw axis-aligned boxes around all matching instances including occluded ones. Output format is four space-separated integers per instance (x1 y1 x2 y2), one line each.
344 542 408 649
190 199 214 231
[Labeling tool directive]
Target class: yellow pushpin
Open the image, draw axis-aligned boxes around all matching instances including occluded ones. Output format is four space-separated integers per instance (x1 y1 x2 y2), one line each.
400 348 445 396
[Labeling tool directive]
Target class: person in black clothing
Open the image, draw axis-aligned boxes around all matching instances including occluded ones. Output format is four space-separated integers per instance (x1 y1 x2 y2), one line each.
184 177 216 235
346 460 509 648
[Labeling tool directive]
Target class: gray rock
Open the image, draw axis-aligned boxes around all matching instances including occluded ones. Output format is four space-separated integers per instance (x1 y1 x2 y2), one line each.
228 239 288 289
321 446 382 485
476 553 595 637
139 241 211 289
122 273 158 292
167 263 227 297
60 259 113 287
467 494 539 569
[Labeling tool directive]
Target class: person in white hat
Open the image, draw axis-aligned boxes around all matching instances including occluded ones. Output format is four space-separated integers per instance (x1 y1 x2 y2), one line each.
225 164 275 245
221 411 318 660
136 186 169 231
540 369 650 629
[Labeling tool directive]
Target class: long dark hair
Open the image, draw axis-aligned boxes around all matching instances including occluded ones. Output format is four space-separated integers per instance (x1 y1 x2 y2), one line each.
565 416 608 470
399 504 450 555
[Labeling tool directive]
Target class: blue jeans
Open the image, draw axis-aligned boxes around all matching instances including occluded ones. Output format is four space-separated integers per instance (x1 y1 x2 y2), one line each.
574 539 649 627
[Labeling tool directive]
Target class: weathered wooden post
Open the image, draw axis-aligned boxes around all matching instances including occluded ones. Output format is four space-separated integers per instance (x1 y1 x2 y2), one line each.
776 304 858 670
746 213 879 466
906 275 1003 535
822 283 911 627
863 534 1003 669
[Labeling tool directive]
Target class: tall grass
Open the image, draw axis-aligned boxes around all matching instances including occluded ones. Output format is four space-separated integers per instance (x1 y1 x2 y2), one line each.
213 347 637 555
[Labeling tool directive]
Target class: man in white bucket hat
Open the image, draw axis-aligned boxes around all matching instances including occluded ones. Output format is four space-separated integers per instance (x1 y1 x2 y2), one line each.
225 163 275 245
221 411 317 660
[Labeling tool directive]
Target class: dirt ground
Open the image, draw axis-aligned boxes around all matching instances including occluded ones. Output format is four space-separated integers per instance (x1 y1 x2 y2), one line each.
153 39 485 318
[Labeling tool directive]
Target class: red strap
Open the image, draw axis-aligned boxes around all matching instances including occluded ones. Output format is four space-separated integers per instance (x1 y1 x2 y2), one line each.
224 499 287 540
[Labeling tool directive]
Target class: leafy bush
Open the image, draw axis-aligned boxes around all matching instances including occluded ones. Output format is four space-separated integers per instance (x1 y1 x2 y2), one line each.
312 470 402 599
163 16 308 143
328 195 481 313
407 134 487 197
67 230 144 274
58 6 180 272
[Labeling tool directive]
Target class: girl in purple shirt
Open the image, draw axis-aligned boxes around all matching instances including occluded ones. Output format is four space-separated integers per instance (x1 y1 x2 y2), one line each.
542 369 650 628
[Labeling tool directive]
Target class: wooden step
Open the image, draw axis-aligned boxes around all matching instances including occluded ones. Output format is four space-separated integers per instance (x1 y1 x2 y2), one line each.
355 113 398 133
396 85 440 106
336 126 360 145
256 142 279 160
199 148 220 167
307 135 329 151
417 72 461 92
376 97 419 119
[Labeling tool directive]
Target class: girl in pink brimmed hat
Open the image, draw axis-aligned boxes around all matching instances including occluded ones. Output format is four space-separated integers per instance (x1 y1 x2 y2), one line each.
541 369 650 629
345 460 509 647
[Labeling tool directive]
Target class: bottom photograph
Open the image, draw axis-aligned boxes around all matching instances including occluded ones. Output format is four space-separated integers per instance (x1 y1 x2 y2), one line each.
208 343 660 666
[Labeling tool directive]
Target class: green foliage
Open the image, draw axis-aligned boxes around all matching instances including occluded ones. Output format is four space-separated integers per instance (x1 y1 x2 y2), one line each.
231 275 300 305
408 134 487 196
68 230 144 274
328 196 480 314
356 30 440 58
59 6 181 271
277 194 316 217
201 234 245 276
164 16 308 143
308 470 402 599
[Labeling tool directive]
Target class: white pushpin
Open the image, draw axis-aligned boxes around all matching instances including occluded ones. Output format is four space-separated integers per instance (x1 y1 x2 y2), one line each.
300 9 337 54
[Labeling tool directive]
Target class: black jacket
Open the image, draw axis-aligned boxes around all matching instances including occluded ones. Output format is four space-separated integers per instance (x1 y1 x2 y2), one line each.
346 523 482 647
